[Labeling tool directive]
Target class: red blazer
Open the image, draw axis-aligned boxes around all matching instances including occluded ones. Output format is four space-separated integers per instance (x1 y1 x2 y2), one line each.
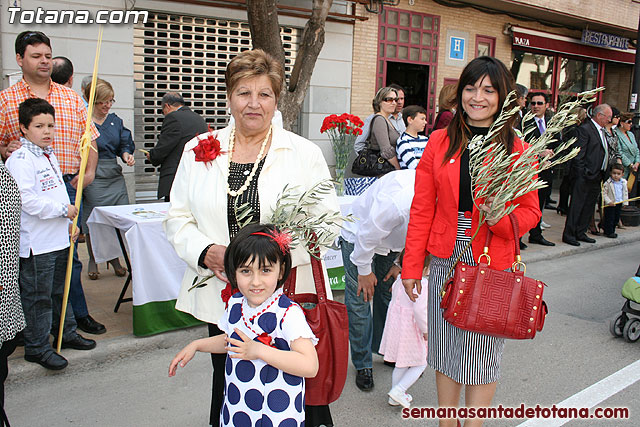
403 129 541 279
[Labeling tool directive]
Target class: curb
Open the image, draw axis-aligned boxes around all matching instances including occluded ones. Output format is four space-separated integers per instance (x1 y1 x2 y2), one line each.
7 324 207 386
8 228 640 385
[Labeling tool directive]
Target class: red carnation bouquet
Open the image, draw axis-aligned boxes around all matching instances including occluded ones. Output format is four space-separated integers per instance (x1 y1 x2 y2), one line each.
320 113 364 195
192 126 225 165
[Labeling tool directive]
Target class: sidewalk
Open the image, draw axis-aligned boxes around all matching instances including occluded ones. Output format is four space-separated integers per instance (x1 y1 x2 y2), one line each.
8 195 640 384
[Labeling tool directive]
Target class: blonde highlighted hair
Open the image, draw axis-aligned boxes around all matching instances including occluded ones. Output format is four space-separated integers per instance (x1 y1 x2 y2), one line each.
84 78 114 105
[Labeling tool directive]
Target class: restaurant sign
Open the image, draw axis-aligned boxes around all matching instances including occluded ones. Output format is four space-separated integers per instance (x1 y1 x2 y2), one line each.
582 29 629 50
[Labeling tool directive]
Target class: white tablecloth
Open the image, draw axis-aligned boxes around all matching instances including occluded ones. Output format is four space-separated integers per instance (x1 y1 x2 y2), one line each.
87 203 186 306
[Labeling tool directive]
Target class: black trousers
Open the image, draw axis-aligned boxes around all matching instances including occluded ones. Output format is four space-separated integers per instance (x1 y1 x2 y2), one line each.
558 174 574 213
207 324 226 426
529 169 553 239
563 176 601 239
1 337 18 427
603 205 622 235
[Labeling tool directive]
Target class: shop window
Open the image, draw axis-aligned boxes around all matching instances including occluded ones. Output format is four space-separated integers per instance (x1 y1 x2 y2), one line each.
511 50 554 93
476 35 495 57
556 58 598 104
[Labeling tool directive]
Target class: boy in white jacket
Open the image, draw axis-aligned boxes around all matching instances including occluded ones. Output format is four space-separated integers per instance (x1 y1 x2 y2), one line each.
602 163 628 238
6 98 95 371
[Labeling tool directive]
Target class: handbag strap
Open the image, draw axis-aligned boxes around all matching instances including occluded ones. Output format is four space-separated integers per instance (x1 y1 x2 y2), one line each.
281 235 328 302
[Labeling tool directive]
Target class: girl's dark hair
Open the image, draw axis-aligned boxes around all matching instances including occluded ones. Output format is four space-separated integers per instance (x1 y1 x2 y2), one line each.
445 56 517 162
224 223 293 290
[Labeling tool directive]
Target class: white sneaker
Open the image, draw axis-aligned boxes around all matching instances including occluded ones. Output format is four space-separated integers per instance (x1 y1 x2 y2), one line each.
388 386 411 408
541 221 551 229
388 393 412 406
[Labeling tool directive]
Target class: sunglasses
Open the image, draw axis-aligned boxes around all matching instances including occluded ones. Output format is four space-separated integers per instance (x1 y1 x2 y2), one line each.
531 101 546 106
382 97 397 103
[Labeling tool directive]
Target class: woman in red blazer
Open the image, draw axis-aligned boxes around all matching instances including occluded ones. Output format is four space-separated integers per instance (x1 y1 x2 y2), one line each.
402 57 540 427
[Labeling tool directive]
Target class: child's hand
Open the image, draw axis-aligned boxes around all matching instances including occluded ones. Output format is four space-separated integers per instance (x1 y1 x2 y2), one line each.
226 328 263 361
168 342 198 377
67 205 78 219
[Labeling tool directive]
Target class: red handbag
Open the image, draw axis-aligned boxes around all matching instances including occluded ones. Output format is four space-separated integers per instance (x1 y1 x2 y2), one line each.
282 250 349 406
440 214 548 339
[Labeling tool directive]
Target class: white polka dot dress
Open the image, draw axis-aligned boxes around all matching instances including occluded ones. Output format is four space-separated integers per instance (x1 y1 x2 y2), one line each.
218 288 317 427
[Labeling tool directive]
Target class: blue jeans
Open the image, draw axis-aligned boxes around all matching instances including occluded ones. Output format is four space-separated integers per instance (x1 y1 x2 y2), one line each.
64 179 89 319
339 237 396 370
19 249 78 356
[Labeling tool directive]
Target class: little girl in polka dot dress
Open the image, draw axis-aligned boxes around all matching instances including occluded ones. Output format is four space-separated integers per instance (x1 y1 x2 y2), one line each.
379 255 429 409
169 224 319 426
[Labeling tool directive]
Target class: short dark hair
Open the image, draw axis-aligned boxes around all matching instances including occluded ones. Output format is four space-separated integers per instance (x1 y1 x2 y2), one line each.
51 56 74 85
611 106 620 118
161 92 185 107
389 83 405 94
19 98 55 129
15 31 51 57
611 163 624 173
402 105 427 127
224 223 293 290
530 92 549 103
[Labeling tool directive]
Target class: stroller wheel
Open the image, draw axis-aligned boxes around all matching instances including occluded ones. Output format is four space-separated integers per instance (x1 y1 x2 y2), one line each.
623 318 640 343
610 314 627 337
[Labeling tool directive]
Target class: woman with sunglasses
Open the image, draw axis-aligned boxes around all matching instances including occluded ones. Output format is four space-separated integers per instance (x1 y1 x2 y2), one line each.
81 78 135 280
602 107 622 168
614 112 640 181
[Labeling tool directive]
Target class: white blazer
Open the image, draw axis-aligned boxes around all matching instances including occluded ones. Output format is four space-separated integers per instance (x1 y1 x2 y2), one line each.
164 125 339 324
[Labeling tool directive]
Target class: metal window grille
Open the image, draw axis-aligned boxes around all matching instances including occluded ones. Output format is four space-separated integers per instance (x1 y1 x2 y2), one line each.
133 11 300 201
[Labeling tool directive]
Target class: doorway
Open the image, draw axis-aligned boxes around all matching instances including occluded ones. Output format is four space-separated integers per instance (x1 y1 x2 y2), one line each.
386 61 429 111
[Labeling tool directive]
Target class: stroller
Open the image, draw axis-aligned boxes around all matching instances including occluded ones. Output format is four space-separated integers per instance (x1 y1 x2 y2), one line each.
609 264 640 342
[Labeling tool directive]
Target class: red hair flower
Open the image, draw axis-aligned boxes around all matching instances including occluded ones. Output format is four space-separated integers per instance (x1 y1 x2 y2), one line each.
192 126 226 164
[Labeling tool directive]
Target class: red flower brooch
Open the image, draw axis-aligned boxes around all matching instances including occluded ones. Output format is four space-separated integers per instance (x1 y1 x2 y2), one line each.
221 282 234 309
256 332 275 347
192 126 226 164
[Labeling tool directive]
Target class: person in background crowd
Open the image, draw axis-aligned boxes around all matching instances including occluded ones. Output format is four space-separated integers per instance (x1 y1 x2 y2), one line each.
432 83 456 131
146 92 207 202
82 78 134 280
80 75 92 108
339 170 415 392
614 112 640 182
6 98 97 371
0 152 26 427
557 107 587 216
562 104 613 246
523 92 556 247
396 105 428 169
402 57 540 427
51 56 74 88
354 84 406 153
0 30 106 335
514 83 528 132
164 49 339 427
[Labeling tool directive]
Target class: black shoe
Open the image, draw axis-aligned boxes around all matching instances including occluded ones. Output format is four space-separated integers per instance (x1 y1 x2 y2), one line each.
562 237 580 246
556 207 567 216
544 203 556 210
547 197 557 204
356 368 374 391
24 351 68 370
604 233 618 238
529 236 555 246
519 240 528 250
76 315 106 335
60 334 96 350
577 234 596 244
383 360 396 367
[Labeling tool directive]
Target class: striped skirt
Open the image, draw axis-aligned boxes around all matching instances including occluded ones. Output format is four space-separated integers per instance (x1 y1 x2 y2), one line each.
427 212 505 385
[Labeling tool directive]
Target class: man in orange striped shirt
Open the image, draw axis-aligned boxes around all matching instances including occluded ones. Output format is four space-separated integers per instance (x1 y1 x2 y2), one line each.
0 31 106 335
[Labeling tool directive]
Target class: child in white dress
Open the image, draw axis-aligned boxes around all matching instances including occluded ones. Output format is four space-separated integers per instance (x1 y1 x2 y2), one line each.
169 224 319 426
379 257 429 408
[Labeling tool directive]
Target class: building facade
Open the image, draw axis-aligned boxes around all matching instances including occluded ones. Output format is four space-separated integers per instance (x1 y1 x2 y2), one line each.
351 0 640 129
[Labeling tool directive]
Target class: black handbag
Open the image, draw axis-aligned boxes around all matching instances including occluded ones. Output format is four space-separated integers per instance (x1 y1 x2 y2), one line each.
351 115 395 177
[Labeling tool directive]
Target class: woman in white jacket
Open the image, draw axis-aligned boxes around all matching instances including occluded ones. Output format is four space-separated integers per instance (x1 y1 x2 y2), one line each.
164 49 339 426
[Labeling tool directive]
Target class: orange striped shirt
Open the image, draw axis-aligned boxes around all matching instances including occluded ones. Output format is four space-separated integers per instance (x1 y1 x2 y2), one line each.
0 78 99 175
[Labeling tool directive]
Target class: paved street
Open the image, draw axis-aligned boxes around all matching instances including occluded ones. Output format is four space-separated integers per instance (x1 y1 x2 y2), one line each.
6 239 640 426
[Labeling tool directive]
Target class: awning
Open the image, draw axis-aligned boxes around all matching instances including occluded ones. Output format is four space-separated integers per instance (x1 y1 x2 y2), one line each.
511 26 635 65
